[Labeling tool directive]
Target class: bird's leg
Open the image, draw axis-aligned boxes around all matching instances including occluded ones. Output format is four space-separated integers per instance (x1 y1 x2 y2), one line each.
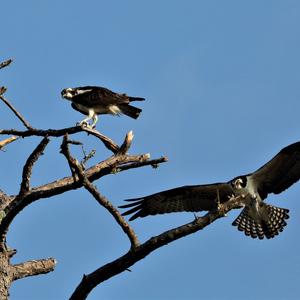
77 109 94 127
90 114 98 129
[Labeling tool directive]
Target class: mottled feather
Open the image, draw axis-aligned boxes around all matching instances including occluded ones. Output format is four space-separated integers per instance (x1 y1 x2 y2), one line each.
120 183 234 221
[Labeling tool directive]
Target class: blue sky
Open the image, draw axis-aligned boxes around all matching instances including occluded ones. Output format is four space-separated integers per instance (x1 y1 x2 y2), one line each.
2 1 300 299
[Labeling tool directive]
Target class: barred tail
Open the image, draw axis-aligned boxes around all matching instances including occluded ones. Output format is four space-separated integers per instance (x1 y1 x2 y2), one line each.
232 203 289 239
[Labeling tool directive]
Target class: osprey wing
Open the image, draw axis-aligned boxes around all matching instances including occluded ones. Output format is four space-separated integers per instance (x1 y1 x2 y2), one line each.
250 141 300 197
71 86 128 106
119 183 233 221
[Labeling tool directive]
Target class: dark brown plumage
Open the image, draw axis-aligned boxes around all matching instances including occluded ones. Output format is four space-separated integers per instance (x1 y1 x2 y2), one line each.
61 86 145 127
121 183 234 221
120 141 300 239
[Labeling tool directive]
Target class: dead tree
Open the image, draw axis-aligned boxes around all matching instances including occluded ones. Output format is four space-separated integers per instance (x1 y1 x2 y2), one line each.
0 59 244 299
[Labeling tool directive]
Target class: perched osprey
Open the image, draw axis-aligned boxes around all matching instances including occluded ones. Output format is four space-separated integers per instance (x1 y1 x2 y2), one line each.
61 86 145 128
120 141 300 239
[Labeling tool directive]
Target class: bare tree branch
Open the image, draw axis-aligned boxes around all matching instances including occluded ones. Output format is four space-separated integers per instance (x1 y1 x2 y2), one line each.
0 126 120 154
0 147 167 246
0 136 19 150
19 137 50 195
0 127 83 138
0 95 32 129
61 135 140 249
21 154 166 202
118 130 134 155
0 191 12 211
70 195 245 299
116 156 168 172
0 138 50 248
0 59 13 70
81 127 120 153
0 126 83 138
12 258 56 281
0 58 171 298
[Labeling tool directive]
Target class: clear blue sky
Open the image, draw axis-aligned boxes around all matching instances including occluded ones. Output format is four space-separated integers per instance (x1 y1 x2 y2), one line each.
2 1 300 299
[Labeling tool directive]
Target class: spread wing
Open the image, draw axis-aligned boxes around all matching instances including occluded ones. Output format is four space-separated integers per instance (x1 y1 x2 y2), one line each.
250 141 300 198
119 183 233 220
71 86 129 107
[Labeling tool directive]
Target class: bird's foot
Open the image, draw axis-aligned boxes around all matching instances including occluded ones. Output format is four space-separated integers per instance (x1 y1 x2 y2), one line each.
77 121 95 129
77 120 88 127
228 194 236 201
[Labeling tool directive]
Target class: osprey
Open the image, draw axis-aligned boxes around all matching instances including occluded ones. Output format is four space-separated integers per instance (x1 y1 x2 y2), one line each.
120 141 300 239
61 86 145 128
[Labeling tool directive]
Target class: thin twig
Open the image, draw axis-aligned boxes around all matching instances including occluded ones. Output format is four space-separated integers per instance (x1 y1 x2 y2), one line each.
0 59 13 70
61 135 140 249
12 258 56 281
116 156 168 172
81 149 96 167
70 195 245 299
19 137 50 195
0 87 7 95
0 95 32 129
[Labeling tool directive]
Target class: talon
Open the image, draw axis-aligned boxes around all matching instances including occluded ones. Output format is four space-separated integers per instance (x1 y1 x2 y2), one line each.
228 194 236 201
77 121 90 128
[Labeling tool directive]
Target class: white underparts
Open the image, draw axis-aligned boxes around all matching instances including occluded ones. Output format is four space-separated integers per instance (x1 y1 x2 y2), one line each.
63 91 73 99
108 105 122 115
73 103 122 128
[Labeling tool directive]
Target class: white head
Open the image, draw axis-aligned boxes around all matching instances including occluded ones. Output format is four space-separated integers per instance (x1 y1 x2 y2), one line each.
61 87 93 100
61 88 75 100
231 176 247 190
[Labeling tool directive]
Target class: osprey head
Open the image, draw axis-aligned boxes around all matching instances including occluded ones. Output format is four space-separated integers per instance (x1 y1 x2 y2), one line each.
61 87 94 101
61 88 76 100
231 176 247 190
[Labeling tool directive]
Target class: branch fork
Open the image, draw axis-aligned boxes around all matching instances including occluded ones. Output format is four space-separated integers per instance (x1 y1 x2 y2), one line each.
61 134 140 249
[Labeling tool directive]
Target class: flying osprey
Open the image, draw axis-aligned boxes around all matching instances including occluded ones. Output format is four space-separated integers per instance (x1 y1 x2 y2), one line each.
120 141 300 239
61 86 145 128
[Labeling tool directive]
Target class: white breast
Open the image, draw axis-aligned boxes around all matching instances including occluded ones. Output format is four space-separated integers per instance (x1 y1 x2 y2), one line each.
245 176 260 199
74 103 122 115
93 104 121 115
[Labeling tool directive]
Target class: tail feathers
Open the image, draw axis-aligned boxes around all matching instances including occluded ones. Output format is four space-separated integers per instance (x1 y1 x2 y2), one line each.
232 203 289 239
129 96 145 102
119 104 142 119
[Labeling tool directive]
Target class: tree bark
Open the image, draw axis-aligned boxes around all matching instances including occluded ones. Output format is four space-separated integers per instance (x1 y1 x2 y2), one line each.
0 250 13 300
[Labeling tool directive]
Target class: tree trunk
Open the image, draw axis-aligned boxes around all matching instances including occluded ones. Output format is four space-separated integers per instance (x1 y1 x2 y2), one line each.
0 249 12 300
